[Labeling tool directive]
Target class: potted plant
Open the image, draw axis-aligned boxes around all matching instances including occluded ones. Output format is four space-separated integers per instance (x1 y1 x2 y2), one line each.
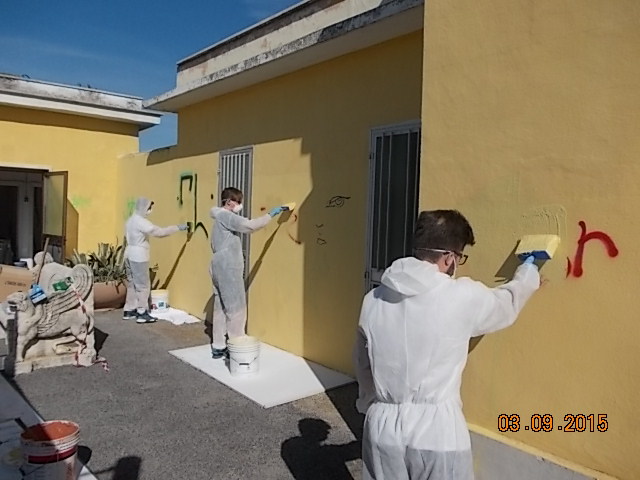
67 242 127 310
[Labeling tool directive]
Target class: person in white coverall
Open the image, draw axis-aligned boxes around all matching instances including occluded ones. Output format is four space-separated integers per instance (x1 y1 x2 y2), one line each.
354 210 541 480
123 197 187 323
209 187 285 358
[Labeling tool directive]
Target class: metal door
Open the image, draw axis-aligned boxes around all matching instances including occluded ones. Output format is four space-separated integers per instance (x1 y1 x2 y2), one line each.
365 122 421 291
218 148 253 277
42 171 68 263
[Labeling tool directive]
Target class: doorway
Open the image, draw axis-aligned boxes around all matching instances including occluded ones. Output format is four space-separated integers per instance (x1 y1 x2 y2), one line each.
365 122 421 291
0 167 68 264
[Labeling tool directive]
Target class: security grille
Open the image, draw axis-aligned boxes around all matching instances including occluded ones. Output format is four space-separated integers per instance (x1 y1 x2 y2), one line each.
218 147 253 277
365 123 421 291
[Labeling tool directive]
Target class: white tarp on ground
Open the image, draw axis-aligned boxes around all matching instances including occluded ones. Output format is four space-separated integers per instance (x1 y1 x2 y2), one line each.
170 342 354 408
151 307 200 325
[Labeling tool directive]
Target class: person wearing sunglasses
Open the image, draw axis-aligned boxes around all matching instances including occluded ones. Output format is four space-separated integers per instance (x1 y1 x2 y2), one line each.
354 209 540 480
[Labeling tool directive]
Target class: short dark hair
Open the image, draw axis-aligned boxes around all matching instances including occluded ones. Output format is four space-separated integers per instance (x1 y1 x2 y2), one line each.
221 187 243 205
413 210 475 262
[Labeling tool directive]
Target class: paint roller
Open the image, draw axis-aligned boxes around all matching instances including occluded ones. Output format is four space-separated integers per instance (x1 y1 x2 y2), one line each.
515 234 561 261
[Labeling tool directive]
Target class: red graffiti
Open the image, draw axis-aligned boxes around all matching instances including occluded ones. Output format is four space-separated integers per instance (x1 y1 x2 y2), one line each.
287 214 302 245
566 221 619 278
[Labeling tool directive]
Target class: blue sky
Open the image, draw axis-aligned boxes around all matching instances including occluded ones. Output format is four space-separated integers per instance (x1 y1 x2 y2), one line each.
0 0 301 150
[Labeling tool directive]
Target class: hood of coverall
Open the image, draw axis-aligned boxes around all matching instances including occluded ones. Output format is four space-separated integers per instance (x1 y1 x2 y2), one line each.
134 197 153 217
380 256 447 297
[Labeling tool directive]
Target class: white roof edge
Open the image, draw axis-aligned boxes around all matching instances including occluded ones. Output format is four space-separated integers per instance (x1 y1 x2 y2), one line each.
0 74 163 128
145 0 422 111
178 0 312 66
0 92 161 129
0 74 145 102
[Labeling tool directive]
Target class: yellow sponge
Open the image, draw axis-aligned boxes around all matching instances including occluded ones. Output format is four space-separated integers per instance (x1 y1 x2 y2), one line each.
283 202 296 212
515 234 561 260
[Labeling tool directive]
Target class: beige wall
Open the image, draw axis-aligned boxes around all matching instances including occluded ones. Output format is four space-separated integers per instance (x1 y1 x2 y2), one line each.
422 1 639 478
118 30 423 373
0 105 139 254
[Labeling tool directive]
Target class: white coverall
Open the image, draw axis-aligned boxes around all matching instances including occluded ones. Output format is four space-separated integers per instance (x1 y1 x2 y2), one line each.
354 257 540 480
124 198 179 312
209 207 272 348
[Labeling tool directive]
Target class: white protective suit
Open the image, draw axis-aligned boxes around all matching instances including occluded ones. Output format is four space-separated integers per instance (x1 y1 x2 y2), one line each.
209 207 272 348
124 198 179 312
354 257 540 480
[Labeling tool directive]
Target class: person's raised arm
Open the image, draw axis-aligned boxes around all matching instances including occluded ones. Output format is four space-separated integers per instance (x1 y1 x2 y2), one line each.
140 219 185 238
471 260 540 336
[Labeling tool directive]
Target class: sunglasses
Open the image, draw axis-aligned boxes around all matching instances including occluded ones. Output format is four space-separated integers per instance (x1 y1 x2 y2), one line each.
415 248 468 265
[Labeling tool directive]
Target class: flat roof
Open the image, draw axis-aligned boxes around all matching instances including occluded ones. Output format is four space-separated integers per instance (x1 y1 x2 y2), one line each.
146 0 423 111
0 74 162 129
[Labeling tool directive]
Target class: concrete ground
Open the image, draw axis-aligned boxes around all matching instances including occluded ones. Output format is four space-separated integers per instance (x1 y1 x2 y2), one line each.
7 310 364 479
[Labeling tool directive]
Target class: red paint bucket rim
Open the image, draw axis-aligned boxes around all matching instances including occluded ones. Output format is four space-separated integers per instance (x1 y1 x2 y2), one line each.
20 420 80 442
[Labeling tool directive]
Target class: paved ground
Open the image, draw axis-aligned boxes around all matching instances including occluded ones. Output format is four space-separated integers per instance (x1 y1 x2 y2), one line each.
7 310 364 479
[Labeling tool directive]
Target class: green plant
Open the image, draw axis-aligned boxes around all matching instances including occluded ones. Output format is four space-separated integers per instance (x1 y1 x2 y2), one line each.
67 241 127 284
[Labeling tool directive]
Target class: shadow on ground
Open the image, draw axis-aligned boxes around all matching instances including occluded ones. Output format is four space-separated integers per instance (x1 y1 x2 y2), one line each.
91 455 142 480
281 384 364 479
281 418 360 480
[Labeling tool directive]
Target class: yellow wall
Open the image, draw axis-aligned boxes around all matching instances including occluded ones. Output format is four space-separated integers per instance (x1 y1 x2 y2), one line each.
117 31 423 373
0 105 139 253
422 1 639 478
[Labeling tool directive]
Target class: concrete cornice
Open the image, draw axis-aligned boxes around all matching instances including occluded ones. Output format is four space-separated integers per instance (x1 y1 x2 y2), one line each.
0 74 162 129
146 0 423 111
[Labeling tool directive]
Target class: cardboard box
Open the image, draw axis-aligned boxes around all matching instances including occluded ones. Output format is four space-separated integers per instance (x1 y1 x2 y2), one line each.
0 265 34 302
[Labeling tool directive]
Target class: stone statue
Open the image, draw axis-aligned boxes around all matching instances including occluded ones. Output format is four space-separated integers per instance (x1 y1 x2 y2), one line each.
3 254 96 373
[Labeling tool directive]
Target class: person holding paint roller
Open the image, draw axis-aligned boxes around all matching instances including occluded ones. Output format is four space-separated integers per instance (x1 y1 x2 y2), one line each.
209 187 290 359
123 197 188 323
354 210 550 480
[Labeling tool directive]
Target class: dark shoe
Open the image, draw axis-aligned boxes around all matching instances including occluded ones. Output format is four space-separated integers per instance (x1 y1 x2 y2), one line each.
136 310 158 324
122 310 137 320
211 347 228 359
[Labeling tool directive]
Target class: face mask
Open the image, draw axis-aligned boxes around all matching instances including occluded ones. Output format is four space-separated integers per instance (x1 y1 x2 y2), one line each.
232 204 243 214
447 255 457 278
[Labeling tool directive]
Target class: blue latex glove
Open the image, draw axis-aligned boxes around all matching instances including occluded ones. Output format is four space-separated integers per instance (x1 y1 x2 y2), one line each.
178 224 189 231
523 255 536 264
269 206 284 217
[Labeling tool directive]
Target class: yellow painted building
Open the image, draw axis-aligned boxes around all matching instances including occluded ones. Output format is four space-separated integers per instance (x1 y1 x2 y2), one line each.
0 74 160 262
5 0 637 478
130 0 425 375
423 1 639 479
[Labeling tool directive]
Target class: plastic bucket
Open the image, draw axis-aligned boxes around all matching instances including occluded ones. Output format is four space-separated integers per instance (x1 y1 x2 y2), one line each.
20 421 80 480
150 289 169 312
227 336 260 376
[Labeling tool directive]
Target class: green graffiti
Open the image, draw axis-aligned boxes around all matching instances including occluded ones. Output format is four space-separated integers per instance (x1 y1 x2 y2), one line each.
70 195 91 209
124 198 136 218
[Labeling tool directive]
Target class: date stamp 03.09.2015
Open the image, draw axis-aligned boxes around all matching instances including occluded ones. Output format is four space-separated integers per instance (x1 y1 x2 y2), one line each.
498 414 608 433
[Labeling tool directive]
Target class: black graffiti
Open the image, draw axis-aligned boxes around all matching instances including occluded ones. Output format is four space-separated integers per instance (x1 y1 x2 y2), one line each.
315 223 326 246
178 174 194 205
178 173 208 238
325 196 351 208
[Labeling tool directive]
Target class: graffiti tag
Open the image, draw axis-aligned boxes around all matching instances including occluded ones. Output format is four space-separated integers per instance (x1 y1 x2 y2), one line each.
566 221 619 278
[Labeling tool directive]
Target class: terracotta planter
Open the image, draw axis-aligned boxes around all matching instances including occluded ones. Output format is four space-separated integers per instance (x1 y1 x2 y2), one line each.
93 281 127 310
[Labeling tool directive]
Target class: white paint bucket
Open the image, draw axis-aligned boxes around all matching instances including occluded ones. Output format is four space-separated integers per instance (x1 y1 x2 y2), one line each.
227 335 260 377
20 420 80 480
150 290 169 312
